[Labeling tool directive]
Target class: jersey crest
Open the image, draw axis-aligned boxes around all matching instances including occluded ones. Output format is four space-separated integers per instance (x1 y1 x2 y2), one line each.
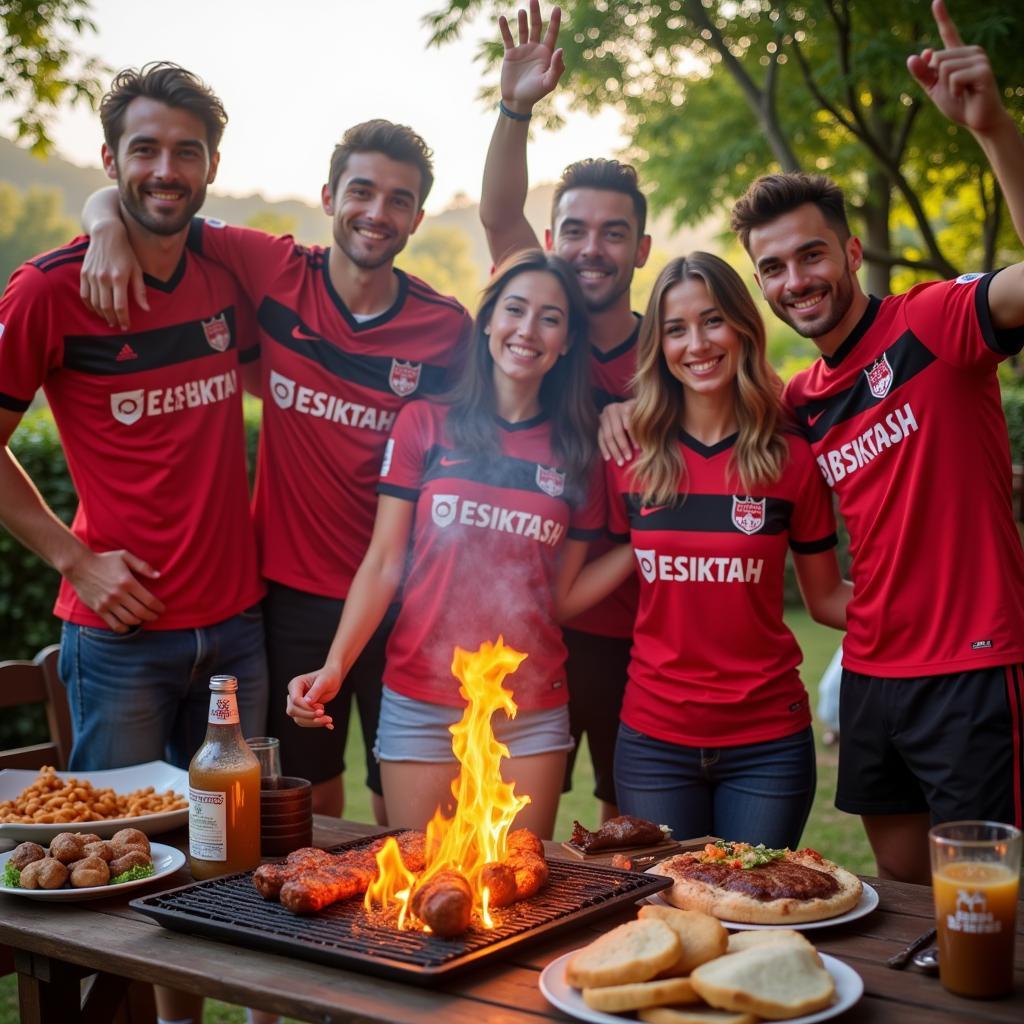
731 495 765 535
269 370 296 409
202 313 231 352
864 353 894 399
111 389 145 426
535 465 565 497
634 548 657 583
388 359 421 397
431 494 459 528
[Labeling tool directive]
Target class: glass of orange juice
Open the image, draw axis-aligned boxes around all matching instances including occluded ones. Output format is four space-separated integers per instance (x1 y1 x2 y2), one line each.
929 820 1021 998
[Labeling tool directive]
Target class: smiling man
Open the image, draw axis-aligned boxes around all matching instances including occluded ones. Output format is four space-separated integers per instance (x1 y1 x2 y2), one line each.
480 2 651 822
731 0 1024 882
82 118 472 822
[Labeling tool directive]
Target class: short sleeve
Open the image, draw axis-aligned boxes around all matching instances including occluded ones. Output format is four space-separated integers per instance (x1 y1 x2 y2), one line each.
788 438 837 554
0 264 60 412
902 274 1014 370
604 458 632 542
568 460 607 540
187 218 296 300
377 401 431 502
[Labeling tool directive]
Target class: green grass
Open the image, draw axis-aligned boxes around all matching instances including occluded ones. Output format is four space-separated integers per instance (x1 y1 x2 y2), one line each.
0 609 873 1022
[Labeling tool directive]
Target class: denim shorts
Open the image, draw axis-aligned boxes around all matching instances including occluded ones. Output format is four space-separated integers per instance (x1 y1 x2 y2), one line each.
59 606 269 771
374 686 574 762
614 723 816 849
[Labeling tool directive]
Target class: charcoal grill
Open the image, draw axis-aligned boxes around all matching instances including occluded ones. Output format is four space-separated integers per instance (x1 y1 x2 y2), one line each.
130 832 672 982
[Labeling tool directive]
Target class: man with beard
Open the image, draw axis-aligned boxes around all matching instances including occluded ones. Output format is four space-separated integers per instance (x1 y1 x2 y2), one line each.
0 63 267 773
480 1 651 823
82 119 471 822
728 0 1024 882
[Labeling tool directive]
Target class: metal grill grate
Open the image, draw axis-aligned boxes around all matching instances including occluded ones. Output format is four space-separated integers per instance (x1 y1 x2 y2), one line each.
131 833 672 982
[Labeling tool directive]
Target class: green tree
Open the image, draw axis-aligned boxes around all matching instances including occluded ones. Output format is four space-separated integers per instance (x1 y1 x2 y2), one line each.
0 182 78 286
426 1 1024 294
1 0 106 155
245 210 299 237
396 223 483 310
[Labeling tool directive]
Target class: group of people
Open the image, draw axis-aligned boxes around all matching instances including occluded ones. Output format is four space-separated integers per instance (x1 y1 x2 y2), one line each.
2 6 1023 1020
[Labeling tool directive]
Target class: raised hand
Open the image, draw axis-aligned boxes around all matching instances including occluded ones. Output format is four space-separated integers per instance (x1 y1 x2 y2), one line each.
498 1 565 112
906 0 1008 136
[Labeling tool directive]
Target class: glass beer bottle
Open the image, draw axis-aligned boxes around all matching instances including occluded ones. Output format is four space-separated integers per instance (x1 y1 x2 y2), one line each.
188 675 261 879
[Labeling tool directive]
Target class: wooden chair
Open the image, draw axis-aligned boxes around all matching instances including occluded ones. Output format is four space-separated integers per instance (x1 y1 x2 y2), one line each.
0 644 72 771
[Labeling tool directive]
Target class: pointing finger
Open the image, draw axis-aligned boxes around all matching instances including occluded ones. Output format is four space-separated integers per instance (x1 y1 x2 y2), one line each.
932 0 964 50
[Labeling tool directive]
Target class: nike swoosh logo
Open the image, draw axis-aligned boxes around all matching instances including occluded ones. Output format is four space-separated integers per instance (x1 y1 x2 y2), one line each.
806 408 827 427
291 324 321 342
639 505 668 517
440 456 469 467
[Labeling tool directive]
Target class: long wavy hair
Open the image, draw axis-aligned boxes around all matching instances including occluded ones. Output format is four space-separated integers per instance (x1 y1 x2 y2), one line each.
630 252 788 506
446 250 596 496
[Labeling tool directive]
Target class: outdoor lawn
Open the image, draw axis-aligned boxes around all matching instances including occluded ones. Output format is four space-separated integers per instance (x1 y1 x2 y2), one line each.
0 608 873 1023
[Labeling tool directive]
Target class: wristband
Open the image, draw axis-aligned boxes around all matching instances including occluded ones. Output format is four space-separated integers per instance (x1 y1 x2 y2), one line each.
499 100 532 122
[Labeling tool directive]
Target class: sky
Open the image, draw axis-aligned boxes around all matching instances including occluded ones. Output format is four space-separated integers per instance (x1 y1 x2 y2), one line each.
3 0 627 215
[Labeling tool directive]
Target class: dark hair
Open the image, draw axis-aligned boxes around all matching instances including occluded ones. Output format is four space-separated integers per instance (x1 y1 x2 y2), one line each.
446 250 596 495
100 62 227 154
552 158 647 236
731 172 851 250
327 119 434 208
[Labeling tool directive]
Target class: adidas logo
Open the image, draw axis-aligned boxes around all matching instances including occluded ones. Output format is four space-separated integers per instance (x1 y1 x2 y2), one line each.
115 343 138 362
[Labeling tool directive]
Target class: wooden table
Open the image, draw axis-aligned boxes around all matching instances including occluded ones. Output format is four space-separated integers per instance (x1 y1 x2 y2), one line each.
1 817 1022 1023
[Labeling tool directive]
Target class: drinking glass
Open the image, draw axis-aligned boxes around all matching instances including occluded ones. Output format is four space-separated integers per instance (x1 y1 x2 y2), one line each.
245 736 281 785
929 820 1021 998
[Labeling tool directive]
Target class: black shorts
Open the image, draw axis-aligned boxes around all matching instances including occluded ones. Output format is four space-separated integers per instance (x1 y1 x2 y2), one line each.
561 628 631 805
836 664 1024 826
264 582 397 792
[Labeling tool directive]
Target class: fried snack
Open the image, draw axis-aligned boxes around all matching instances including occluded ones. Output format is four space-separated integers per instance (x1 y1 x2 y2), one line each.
566 919 682 989
9 842 46 870
638 905 728 976
50 832 92 864
571 816 668 853
582 976 699 1012
689 943 835 1020
639 1008 757 1024
110 828 151 856
20 857 69 890
70 855 110 888
84 840 115 862
109 848 151 877
411 870 473 937
0 766 187 825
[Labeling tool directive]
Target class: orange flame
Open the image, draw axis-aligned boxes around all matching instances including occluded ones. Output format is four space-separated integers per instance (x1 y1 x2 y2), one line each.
363 836 417 927
372 636 530 930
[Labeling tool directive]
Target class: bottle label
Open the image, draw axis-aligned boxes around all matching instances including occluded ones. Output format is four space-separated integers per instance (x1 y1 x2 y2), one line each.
188 786 227 861
207 692 240 726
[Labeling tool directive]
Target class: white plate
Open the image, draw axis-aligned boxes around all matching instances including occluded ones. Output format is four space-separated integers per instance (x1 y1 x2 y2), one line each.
540 949 863 1024
0 841 186 901
645 870 879 931
0 761 189 842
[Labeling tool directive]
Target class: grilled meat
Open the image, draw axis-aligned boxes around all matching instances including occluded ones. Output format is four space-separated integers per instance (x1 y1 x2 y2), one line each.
570 815 666 852
411 870 473 937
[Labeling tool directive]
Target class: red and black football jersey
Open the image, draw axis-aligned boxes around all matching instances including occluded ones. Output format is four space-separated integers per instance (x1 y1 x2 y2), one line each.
187 219 471 598
784 274 1024 676
378 400 605 710
563 317 641 639
0 237 263 629
607 432 835 747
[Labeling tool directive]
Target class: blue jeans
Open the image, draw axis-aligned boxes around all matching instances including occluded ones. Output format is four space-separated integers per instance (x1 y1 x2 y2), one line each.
60 606 269 771
614 724 816 849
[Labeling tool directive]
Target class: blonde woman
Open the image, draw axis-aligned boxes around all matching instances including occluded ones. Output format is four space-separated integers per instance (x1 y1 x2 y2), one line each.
558 253 850 847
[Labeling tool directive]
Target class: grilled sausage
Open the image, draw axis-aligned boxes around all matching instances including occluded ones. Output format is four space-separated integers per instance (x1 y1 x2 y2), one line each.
411 870 473 937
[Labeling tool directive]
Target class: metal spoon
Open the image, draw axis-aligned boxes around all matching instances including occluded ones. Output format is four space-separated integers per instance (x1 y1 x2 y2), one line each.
912 946 940 973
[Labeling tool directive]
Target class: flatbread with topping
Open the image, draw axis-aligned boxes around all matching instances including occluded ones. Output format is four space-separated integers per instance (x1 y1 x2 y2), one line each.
651 843 862 925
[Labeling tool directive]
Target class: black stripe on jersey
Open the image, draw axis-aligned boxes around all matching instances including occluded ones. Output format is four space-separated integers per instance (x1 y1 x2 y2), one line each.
421 444 581 506
791 330 936 443
258 297 450 396
378 482 419 502
62 307 237 375
977 271 1024 356
405 276 467 317
30 240 88 272
0 392 31 412
626 493 792 535
790 533 838 554
239 345 261 365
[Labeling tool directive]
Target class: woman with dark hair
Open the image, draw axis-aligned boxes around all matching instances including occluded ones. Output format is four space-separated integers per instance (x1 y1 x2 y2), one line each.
287 250 601 838
558 253 850 848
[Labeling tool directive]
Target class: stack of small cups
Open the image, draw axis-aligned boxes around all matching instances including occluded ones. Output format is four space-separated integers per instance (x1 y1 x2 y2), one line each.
245 737 313 857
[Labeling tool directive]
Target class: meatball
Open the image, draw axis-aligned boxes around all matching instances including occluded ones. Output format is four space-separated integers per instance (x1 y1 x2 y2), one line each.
83 840 115 862
49 832 88 864
109 848 152 877
70 855 110 888
110 828 150 856
9 842 46 870
20 857 69 890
